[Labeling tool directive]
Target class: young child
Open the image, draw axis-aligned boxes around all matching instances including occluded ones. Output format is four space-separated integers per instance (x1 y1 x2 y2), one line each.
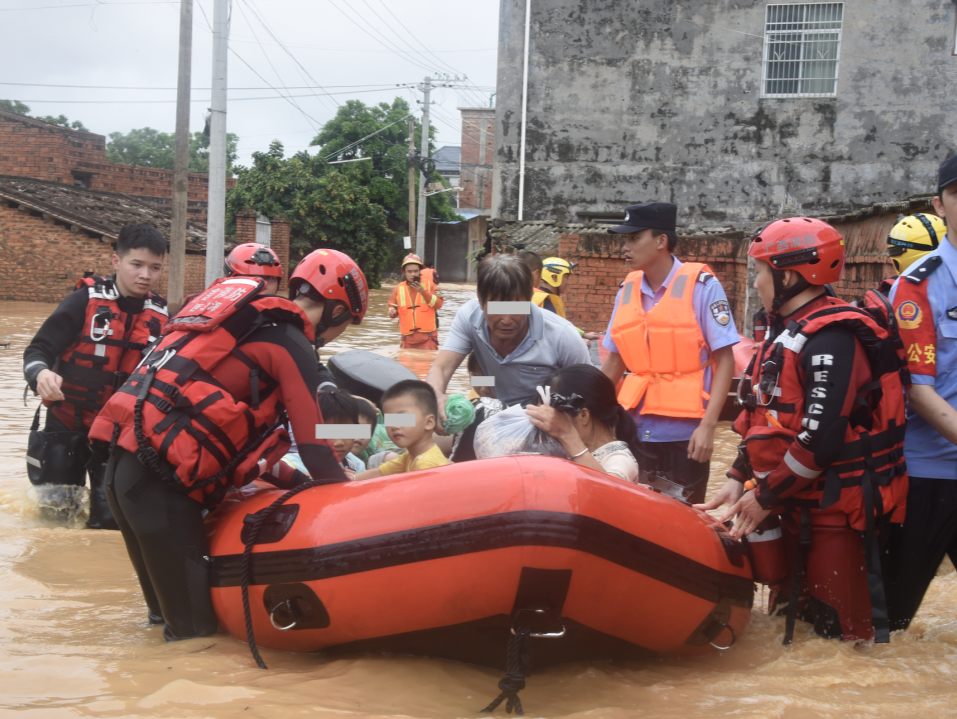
355 380 450 478
282 388 365 478
351 395 380 462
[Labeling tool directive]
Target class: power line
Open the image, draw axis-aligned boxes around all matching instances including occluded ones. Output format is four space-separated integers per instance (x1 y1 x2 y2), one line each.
0 80 415 91
0 1 171 10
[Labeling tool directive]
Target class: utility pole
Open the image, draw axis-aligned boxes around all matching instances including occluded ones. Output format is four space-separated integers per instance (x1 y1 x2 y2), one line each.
205 0 229 288
169 0 193 313
415 76 431 259
407 116 416 241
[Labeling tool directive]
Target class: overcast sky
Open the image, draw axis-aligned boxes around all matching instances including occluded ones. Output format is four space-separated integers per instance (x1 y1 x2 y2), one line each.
0 0 499 167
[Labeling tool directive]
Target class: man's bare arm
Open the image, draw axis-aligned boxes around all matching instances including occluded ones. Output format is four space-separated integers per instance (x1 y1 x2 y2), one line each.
908 384 957 447
601 351 626 385
425 350 467 426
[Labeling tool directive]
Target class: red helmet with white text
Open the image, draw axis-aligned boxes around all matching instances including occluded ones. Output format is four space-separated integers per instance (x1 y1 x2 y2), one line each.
223 243 283 279
748 217 845 286
288 249 368 327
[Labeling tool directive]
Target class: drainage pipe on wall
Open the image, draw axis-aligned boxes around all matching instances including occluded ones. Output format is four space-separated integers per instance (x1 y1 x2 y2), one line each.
517 0 531 220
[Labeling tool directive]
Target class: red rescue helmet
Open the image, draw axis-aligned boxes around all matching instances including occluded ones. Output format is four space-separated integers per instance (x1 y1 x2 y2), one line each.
288 249 369 328
223 243 283 279
748 217 845 286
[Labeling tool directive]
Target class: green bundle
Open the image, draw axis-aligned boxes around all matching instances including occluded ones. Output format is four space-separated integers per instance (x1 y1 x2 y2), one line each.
442 393 476 434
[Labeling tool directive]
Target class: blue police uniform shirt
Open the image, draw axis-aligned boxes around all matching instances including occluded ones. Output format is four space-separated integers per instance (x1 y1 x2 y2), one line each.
602 256 740 443
889 237 957 479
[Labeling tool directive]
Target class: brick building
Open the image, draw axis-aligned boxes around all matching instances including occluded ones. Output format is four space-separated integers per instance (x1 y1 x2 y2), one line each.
458 107 494 214
558 195 934 335
489 194 935 335
0 108 235 225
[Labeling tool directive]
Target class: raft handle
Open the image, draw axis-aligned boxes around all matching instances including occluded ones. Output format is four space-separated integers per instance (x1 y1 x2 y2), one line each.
511 608 565 639
269 600 298 631
709 621 736 650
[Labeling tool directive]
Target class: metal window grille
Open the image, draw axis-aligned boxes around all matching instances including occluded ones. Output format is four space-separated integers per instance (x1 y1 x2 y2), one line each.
255 213 271 247
762 3 843 98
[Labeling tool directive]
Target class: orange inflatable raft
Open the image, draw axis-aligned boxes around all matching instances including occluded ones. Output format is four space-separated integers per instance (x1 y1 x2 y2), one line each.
206 455 754 671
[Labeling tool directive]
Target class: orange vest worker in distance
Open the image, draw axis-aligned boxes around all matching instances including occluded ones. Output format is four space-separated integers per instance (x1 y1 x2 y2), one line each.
389 253 444 350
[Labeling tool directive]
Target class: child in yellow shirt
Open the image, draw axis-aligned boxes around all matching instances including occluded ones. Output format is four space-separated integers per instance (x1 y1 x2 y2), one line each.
355 380 450 478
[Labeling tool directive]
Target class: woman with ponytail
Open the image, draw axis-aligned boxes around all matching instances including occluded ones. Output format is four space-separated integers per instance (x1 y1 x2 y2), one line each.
525 364 639 483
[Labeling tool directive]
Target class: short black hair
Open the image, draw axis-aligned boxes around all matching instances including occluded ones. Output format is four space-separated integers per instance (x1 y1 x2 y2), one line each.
518 250 543 273
381 379 438 419
317 388 360 425
663 230 679 253
355 396 378 432
477 255 533 304
424 260 434 268
466 351 482 375
116 224 166 257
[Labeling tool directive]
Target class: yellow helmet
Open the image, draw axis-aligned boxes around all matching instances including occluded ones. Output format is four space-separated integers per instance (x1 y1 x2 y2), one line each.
541 257 578 288
887 213 945 274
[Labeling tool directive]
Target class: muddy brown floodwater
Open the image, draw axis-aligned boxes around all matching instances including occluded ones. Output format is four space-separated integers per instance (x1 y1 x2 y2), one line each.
1 286 956 718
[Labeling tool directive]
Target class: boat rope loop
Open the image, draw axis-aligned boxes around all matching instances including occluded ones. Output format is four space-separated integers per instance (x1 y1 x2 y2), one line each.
482 625 532 715
240 479 325 670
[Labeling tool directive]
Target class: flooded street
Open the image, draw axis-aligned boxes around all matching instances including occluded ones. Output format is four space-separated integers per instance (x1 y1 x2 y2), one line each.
1 287 956 718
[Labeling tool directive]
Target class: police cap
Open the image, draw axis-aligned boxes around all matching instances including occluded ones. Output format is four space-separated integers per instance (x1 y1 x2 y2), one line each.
607 202 678 235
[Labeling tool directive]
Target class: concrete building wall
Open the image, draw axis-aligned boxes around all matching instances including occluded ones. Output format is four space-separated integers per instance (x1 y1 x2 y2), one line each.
494 0 957 227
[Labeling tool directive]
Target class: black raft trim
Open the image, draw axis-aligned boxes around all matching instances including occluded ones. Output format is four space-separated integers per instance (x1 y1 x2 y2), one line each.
209 510 754 608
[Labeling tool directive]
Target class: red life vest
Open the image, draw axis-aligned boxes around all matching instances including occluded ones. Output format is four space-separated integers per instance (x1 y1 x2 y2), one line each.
54 276 168 430
90 277 313 507
736 296 908 531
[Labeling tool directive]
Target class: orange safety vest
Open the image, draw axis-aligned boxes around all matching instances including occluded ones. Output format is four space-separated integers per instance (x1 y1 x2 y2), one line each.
396 279 438 335
609 262 712 418
420 268 436 284
532 289 566 318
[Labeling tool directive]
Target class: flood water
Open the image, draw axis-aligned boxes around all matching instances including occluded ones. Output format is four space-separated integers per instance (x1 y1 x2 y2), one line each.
1 286 956 718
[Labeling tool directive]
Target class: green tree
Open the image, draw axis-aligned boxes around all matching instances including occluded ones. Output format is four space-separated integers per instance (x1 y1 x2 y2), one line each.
226 140 393 286
312 97 460 230
106 128 239 176
0 100 88 130
35 114 88 131
0 99 31 115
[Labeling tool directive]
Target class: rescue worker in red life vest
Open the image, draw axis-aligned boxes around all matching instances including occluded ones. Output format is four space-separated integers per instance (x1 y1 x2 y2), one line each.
223 242 283 295
698 217 909 645
388 253 444 350
23 224 168 530
89 249 367 640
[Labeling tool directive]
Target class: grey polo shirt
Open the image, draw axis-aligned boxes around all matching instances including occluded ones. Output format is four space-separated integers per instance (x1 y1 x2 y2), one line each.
441 298 591 407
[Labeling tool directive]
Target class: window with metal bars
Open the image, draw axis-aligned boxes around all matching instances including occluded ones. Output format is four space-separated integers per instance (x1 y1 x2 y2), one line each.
762 3 843 98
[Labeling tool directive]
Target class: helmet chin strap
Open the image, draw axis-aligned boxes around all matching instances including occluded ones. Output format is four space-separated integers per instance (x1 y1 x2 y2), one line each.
313 300 351 349
771 270 810 312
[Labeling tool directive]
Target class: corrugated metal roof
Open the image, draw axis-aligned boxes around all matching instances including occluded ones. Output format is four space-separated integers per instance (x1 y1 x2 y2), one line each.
0 175 219 252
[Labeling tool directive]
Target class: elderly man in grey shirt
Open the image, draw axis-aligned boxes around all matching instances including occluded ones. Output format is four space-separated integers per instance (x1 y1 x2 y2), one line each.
426 255 590 422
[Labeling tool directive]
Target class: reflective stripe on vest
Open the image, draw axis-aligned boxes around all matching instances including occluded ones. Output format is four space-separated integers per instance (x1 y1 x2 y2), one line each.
609 263 711 418
396 280 437 335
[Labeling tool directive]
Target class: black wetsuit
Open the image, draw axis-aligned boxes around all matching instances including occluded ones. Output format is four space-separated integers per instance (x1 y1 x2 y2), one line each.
104 322 347 641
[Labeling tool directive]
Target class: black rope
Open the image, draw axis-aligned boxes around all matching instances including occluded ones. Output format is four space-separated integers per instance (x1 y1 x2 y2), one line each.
240 479 326 670
482 626 532 715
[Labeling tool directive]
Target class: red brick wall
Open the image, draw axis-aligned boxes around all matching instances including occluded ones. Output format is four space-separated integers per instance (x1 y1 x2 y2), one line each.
560 232 751 332
0 112 235 226
560 216 896 334
459 108 494 211
0 200 208 303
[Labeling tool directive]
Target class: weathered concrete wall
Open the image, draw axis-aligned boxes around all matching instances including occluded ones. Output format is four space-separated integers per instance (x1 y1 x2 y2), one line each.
494 0 957 227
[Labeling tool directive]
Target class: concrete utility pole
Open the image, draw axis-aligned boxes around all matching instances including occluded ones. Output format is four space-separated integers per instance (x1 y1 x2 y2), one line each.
415 76 431 259
205 0 229 288
169 0 193 313
407 116 416 241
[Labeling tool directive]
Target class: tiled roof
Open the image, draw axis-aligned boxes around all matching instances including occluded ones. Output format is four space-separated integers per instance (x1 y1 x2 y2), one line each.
433 145 461 174
489 220 599 255
0 175 219 252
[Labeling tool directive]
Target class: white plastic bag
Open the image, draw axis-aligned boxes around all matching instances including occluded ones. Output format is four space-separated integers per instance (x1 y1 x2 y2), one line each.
473 387 567 460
